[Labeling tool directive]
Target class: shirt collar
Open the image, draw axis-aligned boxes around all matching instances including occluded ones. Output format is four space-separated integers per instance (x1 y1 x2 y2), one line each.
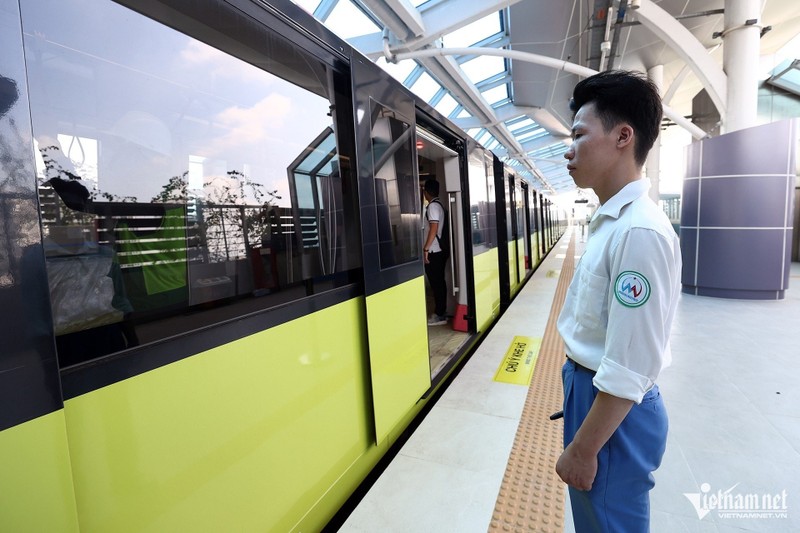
595 178 650 220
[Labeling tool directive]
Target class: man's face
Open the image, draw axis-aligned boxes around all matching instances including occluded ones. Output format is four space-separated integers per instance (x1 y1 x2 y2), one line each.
564 102 621 191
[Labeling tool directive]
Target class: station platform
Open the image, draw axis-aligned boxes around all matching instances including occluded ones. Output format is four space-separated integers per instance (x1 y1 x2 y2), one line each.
338 227 800 533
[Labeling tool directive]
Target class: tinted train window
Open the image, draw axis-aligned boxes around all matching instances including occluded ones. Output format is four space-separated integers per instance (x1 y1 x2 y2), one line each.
21 0 359 367
468 150 496 253
505 177 514 240
370 102 420 269
515 181 525 239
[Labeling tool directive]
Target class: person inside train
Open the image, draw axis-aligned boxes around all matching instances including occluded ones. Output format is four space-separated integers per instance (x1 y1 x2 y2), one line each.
422 178 449 326
556 70 682 532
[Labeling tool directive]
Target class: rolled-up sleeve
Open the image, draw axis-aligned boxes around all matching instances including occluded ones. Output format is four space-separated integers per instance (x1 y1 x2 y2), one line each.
592 227 678 403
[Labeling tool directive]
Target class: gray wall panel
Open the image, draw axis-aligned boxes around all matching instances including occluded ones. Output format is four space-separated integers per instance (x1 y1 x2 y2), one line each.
685 141 701 178
698 176 791 228
679 228 697 286
696 229 785 291
681 178 699 225
701 120 794 177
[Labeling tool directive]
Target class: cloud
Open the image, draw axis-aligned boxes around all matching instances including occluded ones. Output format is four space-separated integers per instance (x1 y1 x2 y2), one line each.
179 40 273 85
209 93 293 153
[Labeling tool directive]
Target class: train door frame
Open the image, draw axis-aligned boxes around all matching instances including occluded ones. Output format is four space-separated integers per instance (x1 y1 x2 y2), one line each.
350 55 430 444
508 172 520 288
539 194 548 253
415 114 474 383
521 181 532 276
529 188 540 266
494 157 512 311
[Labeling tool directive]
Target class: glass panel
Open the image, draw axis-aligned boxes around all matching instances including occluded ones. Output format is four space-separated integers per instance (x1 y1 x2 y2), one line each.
516 181 525 240
325 1 381 39
370 102 420 268
290 0 321 15
376 57 416 85
468 149 496 253
507 118 534 132
482 84 510 105
433 93 458 117
409 72 442 102
460 55 506 85
443 12 502 48
506 178 513 240
23 0 359 366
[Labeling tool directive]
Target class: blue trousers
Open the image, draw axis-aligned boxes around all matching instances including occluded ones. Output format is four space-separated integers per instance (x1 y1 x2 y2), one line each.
562 359 668 533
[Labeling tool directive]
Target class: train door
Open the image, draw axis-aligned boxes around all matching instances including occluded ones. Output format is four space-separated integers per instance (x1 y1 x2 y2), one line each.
529 189 540 266
351 56 430 443
416 123 470 379
521 182 532 276
514 177 528 283
538 193 547 258
506 171 521 295
468 144 500 332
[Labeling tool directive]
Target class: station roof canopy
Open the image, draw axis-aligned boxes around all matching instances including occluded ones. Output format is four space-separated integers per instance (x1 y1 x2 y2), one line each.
291 0 800 195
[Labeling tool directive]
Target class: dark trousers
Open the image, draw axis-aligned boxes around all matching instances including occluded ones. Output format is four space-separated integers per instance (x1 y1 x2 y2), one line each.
424 251 448 317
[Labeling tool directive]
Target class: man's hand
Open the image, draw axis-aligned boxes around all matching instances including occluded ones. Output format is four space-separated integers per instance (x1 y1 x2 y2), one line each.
556 441 597 491
556 391 634 491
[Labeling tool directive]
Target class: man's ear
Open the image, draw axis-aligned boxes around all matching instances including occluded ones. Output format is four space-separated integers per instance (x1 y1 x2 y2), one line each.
616 124 634 149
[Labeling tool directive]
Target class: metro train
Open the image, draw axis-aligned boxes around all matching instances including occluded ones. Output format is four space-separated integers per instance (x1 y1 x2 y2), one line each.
0 0 566 530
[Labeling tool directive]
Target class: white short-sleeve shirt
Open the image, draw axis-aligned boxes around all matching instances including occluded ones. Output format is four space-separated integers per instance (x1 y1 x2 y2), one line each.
425 199 445 253
557 178 682 403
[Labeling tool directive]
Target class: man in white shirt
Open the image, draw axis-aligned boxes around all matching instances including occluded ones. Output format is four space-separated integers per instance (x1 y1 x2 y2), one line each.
555 70 682 532
422 179 449 326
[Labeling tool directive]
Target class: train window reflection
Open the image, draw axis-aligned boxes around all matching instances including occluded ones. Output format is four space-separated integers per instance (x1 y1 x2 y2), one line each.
468 151 496 253
370 102 420 269
23 0 359 366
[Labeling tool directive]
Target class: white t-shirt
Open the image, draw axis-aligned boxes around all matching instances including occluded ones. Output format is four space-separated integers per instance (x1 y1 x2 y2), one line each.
557 179 682 403
425 199 445 253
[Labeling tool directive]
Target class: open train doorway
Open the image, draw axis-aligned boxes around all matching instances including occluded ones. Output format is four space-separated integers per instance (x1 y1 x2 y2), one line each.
416 124 470 379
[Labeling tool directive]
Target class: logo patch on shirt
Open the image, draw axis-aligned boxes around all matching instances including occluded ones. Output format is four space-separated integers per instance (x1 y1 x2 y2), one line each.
614 271 651 307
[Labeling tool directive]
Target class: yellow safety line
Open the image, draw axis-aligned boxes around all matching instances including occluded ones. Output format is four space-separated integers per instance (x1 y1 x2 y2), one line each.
488 237 575 533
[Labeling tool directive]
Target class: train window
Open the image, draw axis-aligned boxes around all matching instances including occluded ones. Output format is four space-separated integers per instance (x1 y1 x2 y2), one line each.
506 178 514 240
468 150 497 253
516 181 525 239
21 0 360 367
370 102 420 269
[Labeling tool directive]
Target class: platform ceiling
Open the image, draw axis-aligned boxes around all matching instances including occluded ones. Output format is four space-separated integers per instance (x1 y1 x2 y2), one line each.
293 0 800 195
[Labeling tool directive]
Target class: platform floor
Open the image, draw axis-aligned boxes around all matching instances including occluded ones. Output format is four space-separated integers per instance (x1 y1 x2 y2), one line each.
339 227 800 533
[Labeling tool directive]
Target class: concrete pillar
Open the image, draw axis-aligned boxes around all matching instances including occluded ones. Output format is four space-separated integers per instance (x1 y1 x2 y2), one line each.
647 65 663 203
722 0 760 133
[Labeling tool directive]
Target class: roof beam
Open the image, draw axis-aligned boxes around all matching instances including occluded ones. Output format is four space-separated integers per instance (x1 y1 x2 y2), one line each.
389 46 708 139
359 0 425 39
633 0 727 116
351 0 527 56
415 53 555 191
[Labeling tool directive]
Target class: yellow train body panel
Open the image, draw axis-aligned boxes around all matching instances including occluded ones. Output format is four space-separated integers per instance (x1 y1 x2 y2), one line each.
473 249 501 332
364 276 431 443
63 298 372 532
0 411 80 532
508 240 519 295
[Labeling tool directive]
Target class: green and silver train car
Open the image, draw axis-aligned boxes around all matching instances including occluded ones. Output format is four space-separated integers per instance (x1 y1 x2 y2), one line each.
0 0 564 530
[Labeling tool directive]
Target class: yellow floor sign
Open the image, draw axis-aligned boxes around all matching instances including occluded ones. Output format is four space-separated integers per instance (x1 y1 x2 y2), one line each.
493 336 541 386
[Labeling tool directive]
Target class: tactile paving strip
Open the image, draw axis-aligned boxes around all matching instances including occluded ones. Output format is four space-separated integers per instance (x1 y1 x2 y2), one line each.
488 238 576 533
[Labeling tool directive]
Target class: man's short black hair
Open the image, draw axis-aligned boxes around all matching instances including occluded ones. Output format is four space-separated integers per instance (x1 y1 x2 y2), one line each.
424 178 440 196
569 70 662 166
